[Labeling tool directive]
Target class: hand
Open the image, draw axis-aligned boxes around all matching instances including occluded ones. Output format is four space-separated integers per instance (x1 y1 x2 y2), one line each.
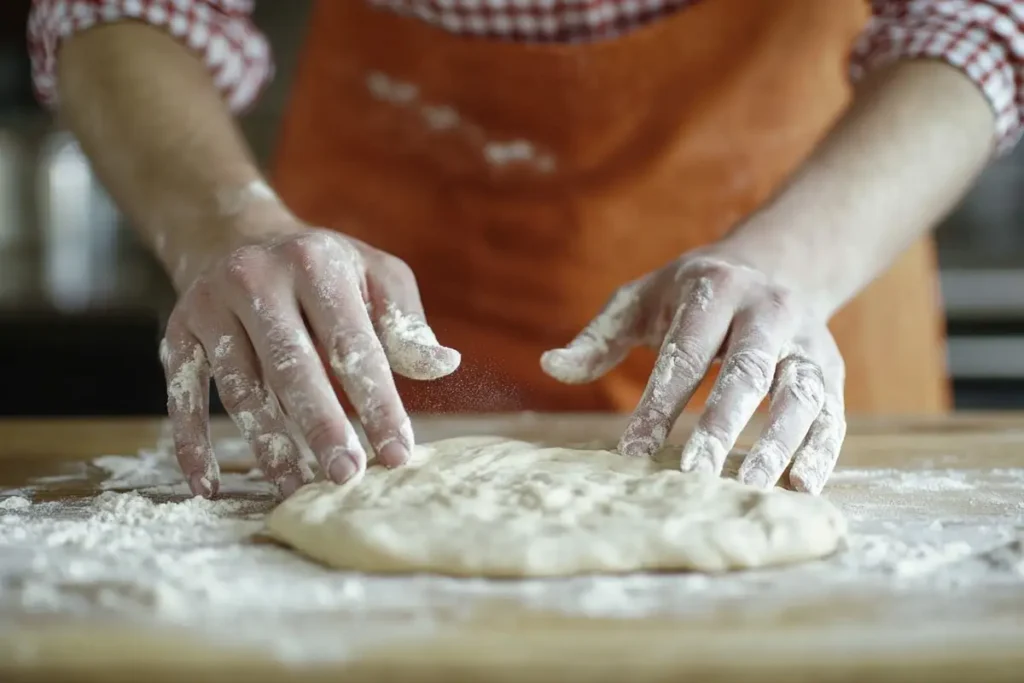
159 224 461 498
541 251 846 495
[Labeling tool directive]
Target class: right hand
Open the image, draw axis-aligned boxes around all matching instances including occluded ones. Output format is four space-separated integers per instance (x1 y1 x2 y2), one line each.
159 224 461 499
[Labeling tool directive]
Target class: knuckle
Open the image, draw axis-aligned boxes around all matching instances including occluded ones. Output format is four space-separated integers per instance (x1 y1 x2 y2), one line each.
171 439 212 471
697 418 734 450
221 248 268 294
753 439 791 472
764 287 798 316
329 328 385 375
278 232 334 265
710 265 743 291
722 348 774 394
253 432 300 476
323 234 362 268
678 256 757 293
664 338 707 378
264 325 316 374
673 258 711 287
378 252 415 282
301 415 345 454
682 256 718 277
178 277 217 314
294 231 336 252
820 428 844 456
803 401 846 454
215 369 266 414
694 257 745 288
777 360 826 411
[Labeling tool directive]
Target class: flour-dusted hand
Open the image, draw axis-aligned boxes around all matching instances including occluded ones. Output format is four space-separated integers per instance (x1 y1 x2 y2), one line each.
541 253 846 495
160 225 461 499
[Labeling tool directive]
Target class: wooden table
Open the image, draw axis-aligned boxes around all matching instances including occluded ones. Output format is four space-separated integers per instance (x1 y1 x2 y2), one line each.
1 414 1023 682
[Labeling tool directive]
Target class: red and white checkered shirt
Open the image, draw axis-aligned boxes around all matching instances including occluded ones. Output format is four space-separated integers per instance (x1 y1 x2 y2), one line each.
27 0 1024 153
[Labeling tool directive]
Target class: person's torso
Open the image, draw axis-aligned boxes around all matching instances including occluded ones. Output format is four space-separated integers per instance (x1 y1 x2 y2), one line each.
272 0 949 414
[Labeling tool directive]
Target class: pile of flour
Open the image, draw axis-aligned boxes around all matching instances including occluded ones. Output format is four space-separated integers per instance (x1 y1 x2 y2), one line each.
1 434 1022 663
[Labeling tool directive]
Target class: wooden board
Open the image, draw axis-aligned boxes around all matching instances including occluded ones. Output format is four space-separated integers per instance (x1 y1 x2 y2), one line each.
1 413 1023 683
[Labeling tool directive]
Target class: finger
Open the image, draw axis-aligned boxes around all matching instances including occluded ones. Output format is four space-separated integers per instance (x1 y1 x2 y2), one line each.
374 302 461 381
160 331 219 498
205 325 317 498
362 252 461 380
737 353 826 489
788 358 847 495
541 284 642 384
680 305 793 476
619 278 740 458
296 260 412 468
235 289 369 483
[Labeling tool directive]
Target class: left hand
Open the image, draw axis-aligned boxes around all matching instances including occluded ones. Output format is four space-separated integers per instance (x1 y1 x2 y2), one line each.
541 249 846 495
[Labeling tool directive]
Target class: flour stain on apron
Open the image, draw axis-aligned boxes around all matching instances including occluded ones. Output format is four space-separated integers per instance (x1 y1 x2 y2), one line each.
364 70 557 173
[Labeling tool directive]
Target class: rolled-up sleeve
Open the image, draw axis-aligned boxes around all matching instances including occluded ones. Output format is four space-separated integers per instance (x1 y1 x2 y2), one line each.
27 0 273 113
851 0 1024 155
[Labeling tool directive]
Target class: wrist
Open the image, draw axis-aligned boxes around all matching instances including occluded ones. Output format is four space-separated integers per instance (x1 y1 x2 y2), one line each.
713 214 854 319
153 181 308 291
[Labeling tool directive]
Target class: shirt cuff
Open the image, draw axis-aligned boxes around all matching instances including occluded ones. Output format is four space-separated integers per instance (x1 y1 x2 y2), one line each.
28 0 274 113
850 1 1023 156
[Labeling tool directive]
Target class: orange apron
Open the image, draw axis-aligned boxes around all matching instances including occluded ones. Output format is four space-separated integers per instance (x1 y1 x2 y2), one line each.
273 0 950 415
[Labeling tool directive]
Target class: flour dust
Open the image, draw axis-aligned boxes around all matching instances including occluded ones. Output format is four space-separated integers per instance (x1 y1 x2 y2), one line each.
1 435 1022 665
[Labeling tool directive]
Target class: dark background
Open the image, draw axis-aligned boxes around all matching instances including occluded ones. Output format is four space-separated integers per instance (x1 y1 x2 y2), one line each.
0 0 1022 416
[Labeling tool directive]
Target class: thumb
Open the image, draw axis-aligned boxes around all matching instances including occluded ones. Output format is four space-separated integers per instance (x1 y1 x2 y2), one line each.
375 301 461 381
541 287 641 384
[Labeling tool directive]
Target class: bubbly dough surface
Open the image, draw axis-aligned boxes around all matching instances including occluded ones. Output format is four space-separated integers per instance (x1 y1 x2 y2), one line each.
266 436 847 576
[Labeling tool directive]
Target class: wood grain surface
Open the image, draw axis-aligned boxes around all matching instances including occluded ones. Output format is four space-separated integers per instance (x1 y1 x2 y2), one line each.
1 413 1023 683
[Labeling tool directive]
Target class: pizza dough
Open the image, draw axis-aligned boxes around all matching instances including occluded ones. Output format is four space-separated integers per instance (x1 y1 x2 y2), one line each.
266 436 847 576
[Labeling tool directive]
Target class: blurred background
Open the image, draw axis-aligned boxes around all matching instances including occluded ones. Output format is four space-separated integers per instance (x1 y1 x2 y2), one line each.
0 1 1022 416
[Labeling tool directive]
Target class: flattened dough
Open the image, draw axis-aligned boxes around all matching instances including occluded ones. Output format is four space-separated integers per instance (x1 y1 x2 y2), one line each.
266 436 847 576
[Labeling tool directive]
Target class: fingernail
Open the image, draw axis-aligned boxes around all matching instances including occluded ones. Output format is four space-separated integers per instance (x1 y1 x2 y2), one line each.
619 429 657 458
189 472 215 498
681 449 716 476
791 471 823 495
379 441 410 468
541 348 596 384
618 423 653 458
277 473 305 498
541 348 569 363
327 451 361 484
683 455 716 476
694 458 717 476
743 468 770 489
679 442 705 472
619 439 649 458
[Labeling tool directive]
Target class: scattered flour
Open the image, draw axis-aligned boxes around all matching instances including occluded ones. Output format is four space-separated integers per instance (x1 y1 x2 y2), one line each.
0 496 30 511
0 439 1022 664
92 447 273 496
831 468 978 492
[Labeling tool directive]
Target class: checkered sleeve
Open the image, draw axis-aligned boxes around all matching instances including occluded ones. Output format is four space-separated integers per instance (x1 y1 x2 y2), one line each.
27 0 273 113
851 0 1024 155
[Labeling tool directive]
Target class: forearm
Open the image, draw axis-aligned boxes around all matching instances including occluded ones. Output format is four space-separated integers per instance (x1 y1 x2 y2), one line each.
721 60 994 318
57 22 297 289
